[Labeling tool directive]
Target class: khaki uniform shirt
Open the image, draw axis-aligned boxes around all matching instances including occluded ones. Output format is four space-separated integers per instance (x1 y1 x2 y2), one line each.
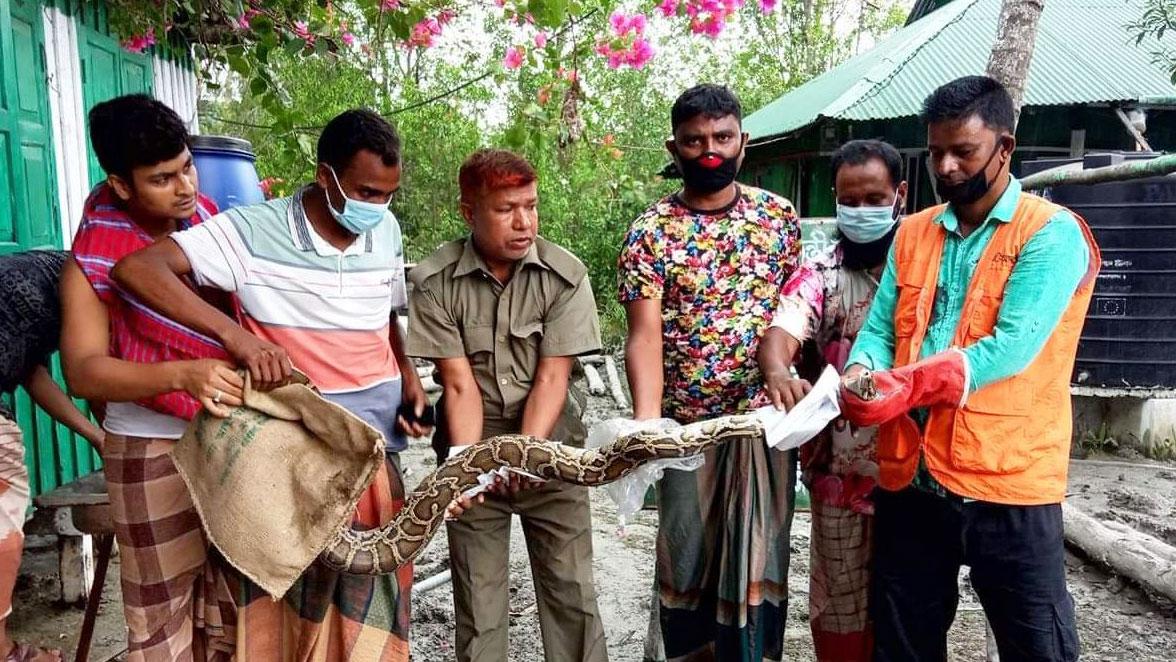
407 237 602 446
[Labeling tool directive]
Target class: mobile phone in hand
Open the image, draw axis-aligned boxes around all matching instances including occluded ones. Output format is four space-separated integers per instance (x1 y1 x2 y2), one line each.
397 402 436 427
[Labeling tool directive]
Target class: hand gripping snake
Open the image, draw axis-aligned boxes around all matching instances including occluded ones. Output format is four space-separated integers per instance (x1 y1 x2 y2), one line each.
319 414 764 575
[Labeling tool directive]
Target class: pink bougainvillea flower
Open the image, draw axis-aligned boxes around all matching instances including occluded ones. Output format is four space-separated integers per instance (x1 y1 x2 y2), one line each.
657 0 679 17
380 0 400 10
406 17 443 48
293 20 312 43
758 0 777 11
503 45 526 69
609 11 627 33
626 38 654 68
537 86 551 105
438 9 456 24
259 177 284 200
122 28 156 54
236 9 261 30
534 32 548 48
341 32 355 46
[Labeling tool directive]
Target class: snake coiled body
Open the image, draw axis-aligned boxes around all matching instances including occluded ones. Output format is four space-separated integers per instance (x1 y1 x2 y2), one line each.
320 414 763 575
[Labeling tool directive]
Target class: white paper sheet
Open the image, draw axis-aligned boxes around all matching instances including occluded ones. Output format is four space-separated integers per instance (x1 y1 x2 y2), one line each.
753 365 842 451
447 445 544 501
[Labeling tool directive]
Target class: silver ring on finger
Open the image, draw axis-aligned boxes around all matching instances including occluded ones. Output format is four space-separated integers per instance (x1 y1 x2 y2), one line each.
212 389 223 404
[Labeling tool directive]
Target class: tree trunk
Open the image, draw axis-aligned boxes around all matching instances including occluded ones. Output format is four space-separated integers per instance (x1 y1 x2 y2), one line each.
1062 502 1176 603
1020 153 1176 190
985 0 1046 126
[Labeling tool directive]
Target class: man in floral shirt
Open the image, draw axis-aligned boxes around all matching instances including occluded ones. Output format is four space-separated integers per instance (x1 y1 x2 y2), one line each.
759 139 907 661
619 84 802 662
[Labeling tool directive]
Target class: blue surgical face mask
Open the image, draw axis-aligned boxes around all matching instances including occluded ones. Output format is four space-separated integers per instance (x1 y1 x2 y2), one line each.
325 165 391 234
836 198 900 244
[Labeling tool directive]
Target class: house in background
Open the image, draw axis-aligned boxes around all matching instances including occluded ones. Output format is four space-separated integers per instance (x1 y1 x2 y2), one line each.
1 0 200 497
740 0 1176 217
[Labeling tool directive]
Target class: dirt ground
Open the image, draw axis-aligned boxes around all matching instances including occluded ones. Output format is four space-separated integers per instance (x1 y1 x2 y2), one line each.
10 391 1176 660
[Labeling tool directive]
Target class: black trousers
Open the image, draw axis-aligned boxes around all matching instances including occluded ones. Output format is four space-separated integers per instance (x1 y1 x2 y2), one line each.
871 487 1080 662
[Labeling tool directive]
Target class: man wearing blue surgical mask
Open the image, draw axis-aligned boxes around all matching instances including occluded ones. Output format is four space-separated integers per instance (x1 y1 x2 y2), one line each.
113 108 430 657
756 138 906 662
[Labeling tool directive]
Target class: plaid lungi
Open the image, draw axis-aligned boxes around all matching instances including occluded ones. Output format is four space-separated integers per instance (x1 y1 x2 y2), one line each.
230 454 412 661
103 433 235 661
0 415 28 622
655 433 797 662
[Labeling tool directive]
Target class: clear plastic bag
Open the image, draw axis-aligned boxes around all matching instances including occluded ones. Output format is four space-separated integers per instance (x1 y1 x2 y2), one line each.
585 417 704 529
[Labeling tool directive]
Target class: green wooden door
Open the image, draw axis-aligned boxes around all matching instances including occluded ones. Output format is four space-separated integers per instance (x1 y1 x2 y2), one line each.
79 12 152 187
0 0 99 498
0 0 59 255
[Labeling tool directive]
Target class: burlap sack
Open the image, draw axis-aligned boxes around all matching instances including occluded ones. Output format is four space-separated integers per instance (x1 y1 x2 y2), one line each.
172 372 384 598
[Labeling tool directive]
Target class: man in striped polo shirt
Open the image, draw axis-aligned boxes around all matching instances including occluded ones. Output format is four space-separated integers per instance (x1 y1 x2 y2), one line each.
114 109 429 660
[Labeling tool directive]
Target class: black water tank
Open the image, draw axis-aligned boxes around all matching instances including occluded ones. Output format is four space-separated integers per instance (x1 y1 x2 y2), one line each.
1022 152 1176 388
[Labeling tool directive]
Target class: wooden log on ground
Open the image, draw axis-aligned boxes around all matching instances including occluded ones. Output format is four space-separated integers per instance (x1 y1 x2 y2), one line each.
578 354 605 366
603 356 629 409
1062 501 1176 602
583 364 607 396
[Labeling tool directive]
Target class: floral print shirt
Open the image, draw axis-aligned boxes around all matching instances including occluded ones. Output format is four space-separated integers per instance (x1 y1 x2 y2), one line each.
618 186 801 423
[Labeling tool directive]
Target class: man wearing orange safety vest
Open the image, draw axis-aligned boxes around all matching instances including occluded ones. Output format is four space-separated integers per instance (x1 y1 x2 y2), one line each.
839 76 1100 662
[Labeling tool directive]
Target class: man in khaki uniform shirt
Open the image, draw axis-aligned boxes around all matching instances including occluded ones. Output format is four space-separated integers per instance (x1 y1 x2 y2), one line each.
407 149 608 662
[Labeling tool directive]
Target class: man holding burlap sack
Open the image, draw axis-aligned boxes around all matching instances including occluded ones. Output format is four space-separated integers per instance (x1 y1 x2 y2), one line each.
115 109 430 661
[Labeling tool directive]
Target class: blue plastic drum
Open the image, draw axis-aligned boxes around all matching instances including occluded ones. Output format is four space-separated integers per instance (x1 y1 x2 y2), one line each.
191 135 264 211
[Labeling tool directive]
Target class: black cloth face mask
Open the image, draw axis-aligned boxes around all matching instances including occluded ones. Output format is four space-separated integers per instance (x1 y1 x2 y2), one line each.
678 140 744 194
935 142 1005 206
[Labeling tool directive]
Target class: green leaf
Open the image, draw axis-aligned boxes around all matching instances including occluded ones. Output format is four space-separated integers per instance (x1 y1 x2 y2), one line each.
504 122 528 149
228 54 251 76
251 16 275 36
528 0 567 27
296 133 317 158
249 76 269 96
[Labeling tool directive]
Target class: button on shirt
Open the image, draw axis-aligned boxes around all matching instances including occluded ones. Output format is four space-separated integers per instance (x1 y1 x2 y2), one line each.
407 238 602 444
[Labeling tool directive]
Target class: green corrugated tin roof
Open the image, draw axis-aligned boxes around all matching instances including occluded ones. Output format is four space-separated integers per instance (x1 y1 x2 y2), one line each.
744 0 1176 141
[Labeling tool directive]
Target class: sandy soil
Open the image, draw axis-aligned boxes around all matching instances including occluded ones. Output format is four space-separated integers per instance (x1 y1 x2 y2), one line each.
9 394 1176 660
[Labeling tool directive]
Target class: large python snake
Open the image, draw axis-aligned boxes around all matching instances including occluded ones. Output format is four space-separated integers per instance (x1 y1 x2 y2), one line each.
319 414 764 575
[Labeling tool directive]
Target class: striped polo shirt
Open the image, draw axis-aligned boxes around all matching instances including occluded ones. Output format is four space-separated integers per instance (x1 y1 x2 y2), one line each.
172 185 409 449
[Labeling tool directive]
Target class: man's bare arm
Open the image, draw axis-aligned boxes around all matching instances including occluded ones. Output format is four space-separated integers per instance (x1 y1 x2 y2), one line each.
623 299 664 420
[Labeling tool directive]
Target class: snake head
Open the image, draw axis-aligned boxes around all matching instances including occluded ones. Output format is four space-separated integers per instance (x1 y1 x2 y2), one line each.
844 370 878 401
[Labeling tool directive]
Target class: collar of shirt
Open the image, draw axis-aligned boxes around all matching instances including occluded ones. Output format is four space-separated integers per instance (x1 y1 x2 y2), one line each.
288 185 375 257
934 175 1023 236
452 238 548 283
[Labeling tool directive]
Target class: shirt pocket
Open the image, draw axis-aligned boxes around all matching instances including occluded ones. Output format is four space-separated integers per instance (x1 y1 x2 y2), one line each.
461 325 495 357
509 316 544 382
949 378 1034 475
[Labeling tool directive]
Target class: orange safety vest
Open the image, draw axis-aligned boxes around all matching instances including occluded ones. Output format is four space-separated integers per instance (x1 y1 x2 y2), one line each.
876 192 1101 505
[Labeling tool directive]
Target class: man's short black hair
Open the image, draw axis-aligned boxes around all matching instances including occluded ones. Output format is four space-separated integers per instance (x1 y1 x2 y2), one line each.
831 139 904 188
671 84 742 133
317 109 401 173
88 94 191 179
921 75 1015 133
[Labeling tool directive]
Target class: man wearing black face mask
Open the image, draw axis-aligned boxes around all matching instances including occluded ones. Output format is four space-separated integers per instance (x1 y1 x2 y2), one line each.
618 84 802 661
840 76 1099 661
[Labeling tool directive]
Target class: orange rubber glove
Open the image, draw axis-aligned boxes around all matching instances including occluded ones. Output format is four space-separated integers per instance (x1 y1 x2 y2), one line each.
840 350 969 427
